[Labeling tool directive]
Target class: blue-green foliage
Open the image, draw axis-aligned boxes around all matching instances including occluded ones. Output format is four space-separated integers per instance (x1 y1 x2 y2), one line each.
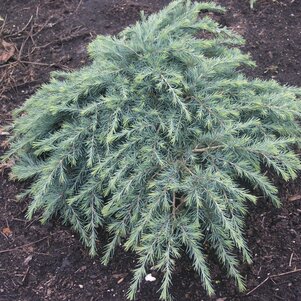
4 1 301 299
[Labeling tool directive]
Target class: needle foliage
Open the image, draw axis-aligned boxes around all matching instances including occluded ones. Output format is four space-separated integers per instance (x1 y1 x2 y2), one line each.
4 1 301 299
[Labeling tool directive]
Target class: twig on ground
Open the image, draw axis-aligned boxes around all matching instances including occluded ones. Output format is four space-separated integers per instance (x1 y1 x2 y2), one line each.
0 61 17 68
5 80 39 91
22 266 30 283
17 36 30 61
31 15 65 40
32 27 89 52
289 253 294 267
9 15 33 38
19 60 53 66
34 251 54 256
246 268 301 296
0 236 49 254
25 215 42 229
75 0 83 13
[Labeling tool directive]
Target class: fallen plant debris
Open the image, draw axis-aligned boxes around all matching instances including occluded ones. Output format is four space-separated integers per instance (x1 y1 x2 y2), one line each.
23 254 33 266
246 268 301 296
0 39 15 64
1 227 12 238
287 194 301 202
0 4 85 99
0 235 49 254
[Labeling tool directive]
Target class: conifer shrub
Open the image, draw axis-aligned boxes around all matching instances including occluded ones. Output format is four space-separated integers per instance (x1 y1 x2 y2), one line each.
4 0 301 299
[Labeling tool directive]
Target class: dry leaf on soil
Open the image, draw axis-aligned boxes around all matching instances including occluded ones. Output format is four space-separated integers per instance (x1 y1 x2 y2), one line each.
0 39 15 64
288 194 301 202
2 227 13 237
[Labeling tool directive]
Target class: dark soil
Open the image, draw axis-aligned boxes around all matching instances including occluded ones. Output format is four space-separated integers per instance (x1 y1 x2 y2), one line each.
0 0 300 300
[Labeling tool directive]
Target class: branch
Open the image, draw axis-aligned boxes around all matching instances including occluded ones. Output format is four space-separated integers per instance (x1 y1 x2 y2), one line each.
193 145 223 153
246 268 301 296
0 236 49 254
175 196 186 214
172 191 176 219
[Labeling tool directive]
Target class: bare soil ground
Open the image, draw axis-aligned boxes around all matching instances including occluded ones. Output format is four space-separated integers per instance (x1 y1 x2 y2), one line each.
0 1 300 300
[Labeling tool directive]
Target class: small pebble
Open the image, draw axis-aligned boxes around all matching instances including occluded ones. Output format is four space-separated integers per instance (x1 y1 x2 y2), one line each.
145 274 156 282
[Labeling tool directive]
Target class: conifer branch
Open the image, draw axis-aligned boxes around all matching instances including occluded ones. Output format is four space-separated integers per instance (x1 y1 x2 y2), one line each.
193 145 224 153
172 191 176 219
